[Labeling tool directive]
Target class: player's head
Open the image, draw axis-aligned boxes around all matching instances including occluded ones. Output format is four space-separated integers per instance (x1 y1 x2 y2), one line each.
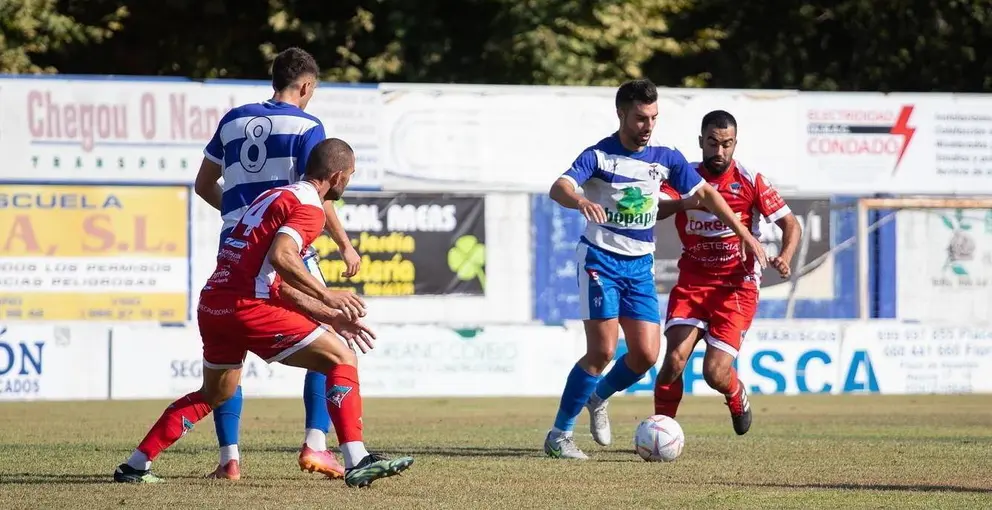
271 47 320 109
304 138 355 200
699 110 738 175
615 79 659 149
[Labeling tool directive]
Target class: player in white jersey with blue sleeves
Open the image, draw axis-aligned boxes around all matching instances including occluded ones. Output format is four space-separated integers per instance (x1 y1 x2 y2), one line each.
192 47 364 480
544 79 768 460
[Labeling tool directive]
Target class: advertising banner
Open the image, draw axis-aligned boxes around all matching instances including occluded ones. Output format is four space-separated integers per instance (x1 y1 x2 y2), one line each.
378 85 799 193
841 322 992 394
0 184 190 321
613 321 847 397
0 324 110 401
797 93 992 194
0 79 384 189
110 324 584 399
312 193 486 296
896 208 992 324
358 325 584 397
110 326 304 399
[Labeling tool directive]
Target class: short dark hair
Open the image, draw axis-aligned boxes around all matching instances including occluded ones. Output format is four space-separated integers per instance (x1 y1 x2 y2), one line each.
271 47 320 91
615 79 658 110
701 110 738 133
305 138 354 179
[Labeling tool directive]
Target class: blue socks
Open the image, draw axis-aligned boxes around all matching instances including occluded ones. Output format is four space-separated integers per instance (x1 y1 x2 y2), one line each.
213 372 332 454
594 354 643 400
303 370 331 433
213 385 242 447
553 364 600 432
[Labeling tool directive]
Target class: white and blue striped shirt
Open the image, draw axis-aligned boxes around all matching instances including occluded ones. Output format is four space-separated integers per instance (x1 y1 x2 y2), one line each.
561 134 704 257
203 100 326 231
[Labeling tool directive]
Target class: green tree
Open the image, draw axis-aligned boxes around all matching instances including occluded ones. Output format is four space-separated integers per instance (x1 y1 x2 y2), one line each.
656 0 992 92
258 0 721 85
0 0 125 73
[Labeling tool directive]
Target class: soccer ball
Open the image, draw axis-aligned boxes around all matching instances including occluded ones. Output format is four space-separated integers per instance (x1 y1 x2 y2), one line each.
634 415 685 462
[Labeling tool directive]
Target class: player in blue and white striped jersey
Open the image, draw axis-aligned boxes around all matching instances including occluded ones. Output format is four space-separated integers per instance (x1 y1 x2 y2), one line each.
543 79 768 460
191 47 364 480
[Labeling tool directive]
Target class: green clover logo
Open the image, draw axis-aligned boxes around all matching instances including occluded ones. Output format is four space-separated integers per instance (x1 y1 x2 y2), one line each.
447 235 486 289
617 187 654 215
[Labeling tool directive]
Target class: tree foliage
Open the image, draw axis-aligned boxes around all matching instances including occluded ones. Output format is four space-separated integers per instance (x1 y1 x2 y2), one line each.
1 0 990 92
0 0 125 73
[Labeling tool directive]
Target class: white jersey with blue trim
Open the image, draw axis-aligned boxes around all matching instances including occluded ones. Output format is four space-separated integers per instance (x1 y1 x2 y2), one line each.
560 134 704 257
203 100 327 231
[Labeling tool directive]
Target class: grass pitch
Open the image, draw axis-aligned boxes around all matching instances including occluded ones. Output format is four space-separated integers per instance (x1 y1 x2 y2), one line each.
1 394 990 509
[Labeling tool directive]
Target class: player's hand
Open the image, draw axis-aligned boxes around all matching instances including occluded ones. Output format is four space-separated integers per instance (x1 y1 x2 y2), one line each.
341 246 361 278
577 199 607 224
741 234 768 269
770 256 792 279
334 319 376 354
322 289 366 321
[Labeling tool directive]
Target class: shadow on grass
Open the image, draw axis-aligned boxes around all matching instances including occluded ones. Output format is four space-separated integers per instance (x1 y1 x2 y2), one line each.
0 473 112 485
709 480 992 494
256 445 545 459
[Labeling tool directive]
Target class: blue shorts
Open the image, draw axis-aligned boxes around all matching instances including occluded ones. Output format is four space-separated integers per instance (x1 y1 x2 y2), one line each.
575 239 660 324
219 227 325 282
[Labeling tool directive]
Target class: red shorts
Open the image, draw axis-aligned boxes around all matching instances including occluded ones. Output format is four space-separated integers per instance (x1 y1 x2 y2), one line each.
665 284 758 358
197 293 326 369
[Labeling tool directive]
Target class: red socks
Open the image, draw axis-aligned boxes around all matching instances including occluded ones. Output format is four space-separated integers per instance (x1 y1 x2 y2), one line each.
653 375 684 418
724 371 741 399
325 364 363 445
137 391 212 460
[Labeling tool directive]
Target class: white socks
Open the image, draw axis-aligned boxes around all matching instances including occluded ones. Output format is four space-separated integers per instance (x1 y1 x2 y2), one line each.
304 428 327 451
340 441 370 469
126 450 151 471
219 444 240 465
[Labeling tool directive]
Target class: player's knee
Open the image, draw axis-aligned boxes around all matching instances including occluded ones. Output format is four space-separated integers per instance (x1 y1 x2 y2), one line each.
332 347 358 368
199 385 237 409
624 343 659 372
581 346 615 374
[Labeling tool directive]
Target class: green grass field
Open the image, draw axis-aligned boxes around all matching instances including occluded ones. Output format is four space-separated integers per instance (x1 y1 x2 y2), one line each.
1 394 990 509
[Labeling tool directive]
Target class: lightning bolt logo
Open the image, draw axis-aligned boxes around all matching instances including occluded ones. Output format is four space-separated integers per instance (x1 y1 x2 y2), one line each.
890 105 916 175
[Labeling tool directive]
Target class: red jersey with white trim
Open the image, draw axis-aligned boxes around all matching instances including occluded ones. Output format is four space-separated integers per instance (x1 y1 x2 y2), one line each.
203 181 325 300
660 160 790 289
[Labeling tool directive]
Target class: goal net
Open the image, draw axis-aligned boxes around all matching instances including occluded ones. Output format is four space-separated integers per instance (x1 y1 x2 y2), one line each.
856 197 992 324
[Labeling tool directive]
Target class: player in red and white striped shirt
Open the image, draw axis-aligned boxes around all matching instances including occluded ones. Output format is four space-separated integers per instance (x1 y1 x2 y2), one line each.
654 110 801 435
114 139 414 488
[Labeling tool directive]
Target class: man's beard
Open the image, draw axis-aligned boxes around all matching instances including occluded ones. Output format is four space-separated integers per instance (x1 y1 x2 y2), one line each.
704 156 730 175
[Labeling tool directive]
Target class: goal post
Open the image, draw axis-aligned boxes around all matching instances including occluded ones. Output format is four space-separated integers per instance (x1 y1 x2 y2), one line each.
856 196 992 321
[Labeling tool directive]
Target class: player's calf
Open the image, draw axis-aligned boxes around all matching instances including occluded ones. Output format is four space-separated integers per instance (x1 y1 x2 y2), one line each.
702 347 751 435
281 328 414 486
653 325 699 417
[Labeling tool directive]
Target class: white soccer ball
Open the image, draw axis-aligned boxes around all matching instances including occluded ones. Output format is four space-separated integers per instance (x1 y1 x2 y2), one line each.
634 415 685 462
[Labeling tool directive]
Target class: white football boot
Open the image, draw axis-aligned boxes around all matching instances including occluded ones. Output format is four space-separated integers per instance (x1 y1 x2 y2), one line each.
585 393 612 446
543 431 589 460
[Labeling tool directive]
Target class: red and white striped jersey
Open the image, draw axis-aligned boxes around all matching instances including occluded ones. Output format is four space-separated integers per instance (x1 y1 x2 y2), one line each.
203 181 325 299
660 160 790 289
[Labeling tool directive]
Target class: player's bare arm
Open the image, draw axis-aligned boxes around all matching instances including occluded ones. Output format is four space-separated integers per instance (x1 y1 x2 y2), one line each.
322 201 362 278
277 282 376 353
193 158 224 212
268 232 366 320
771 212 801 278
550 177 607 223
657 195 703 221
694 183 768 268
278 281 346 323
